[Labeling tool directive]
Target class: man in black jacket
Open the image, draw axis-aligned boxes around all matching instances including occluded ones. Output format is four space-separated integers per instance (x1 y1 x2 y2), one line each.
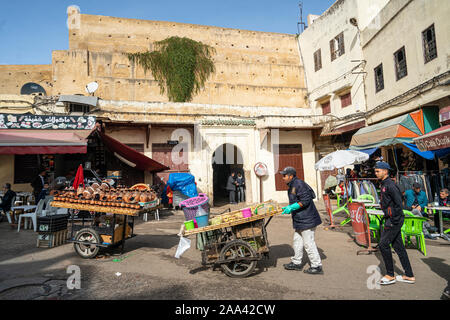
225 172 237 204
31 168 47 203
0 183 16 220
280 167 323 274
375 162 415 285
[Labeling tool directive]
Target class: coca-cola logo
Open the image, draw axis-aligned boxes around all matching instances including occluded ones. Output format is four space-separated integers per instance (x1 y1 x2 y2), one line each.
350 206 365 224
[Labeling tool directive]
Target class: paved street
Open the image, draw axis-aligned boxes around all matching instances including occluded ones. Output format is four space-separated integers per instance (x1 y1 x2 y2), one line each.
0 202 448 300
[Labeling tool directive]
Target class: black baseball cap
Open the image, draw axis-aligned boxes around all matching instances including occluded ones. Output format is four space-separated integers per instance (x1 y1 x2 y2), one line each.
279 166 296 176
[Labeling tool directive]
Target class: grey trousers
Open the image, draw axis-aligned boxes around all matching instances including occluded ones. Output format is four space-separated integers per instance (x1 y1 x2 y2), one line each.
229 190 236 203
291 227 322 268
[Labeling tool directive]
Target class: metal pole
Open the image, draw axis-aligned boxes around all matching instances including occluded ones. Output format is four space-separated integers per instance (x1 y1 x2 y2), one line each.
260 177 263 203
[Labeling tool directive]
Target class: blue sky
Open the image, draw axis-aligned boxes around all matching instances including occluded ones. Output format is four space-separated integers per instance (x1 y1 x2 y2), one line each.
0 0 335 65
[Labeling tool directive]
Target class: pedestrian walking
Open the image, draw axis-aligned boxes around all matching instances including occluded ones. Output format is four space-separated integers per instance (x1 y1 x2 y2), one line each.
280 166 323 274
375 161 415 285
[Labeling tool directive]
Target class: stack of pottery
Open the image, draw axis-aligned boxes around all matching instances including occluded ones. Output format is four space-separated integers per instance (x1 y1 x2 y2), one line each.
53 182 157 210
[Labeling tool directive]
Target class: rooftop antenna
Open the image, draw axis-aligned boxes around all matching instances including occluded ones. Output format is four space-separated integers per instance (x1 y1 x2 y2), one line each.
297 1 306 34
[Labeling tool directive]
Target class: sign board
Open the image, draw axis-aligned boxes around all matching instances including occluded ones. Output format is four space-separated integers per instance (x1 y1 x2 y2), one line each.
348 202 371 248
254 162 268 177
415 129 450 151
0 113 96 130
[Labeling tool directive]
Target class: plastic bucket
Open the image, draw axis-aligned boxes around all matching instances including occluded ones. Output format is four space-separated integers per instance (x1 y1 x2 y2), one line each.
194 215 209 228
184 220 195 230
241 208 252 218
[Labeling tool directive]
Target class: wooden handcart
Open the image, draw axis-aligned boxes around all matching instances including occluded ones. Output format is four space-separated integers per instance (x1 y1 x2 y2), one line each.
50 201 149 259
183 202 282 278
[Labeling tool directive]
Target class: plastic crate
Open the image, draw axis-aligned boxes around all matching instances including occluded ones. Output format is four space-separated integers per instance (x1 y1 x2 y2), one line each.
37 214 70 233
37 230 68 248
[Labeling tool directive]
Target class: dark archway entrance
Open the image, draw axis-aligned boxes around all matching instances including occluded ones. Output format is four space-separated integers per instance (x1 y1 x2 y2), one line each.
212 143 244 206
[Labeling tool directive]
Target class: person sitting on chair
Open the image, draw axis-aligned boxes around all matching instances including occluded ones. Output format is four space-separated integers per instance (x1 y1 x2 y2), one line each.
436 188 450 232
335 180 348 204
405 183 428 217
0 183 16 222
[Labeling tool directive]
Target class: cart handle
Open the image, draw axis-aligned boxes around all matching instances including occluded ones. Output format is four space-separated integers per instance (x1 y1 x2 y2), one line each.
264 216 274 228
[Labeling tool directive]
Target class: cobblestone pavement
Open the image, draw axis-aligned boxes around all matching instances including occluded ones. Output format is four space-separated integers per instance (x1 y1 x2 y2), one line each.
0 201 448 300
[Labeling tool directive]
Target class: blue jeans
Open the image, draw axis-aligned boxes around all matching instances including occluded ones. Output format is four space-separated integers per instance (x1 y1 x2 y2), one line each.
237 187 245 203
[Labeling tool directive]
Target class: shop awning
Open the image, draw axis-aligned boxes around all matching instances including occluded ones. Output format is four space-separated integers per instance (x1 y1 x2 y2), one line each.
350 109 438 150
357 147 379 156
58 95 98 107
320 120 366 137
413 124 450 151
97 131 169 173
0 130 89 154
402 142 435 160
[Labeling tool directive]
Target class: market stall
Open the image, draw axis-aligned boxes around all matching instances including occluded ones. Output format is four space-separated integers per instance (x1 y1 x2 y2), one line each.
51 181 161 258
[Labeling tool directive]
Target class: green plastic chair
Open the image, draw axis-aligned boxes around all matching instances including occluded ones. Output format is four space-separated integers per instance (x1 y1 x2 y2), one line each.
331 194 352 226
357 194 375 203
403 210 416 217
368 214 380 242
401 216 428 256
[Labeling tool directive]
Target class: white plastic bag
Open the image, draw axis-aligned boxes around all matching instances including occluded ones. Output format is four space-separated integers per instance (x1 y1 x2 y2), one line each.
196 206 208 216
175 236 191 259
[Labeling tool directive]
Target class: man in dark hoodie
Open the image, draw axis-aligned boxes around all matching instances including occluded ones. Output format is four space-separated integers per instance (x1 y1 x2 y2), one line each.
280 167 323 275
375 162 415 285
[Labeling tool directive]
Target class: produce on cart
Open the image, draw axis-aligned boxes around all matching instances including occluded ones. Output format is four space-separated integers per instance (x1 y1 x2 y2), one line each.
51 181 161 259
181 200 282 278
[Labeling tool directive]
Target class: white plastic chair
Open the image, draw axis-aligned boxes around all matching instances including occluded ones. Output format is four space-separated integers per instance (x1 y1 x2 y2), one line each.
17 199 46 232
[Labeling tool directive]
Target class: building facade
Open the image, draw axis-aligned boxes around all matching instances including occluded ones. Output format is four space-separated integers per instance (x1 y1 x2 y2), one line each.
0 8 320 205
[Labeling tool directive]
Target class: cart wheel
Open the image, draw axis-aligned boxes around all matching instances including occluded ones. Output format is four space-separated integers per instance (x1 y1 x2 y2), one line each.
219 240 257 278
74 228 101 259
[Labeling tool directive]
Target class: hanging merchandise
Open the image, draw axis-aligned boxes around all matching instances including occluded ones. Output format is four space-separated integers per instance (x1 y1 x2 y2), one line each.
397 171 444 203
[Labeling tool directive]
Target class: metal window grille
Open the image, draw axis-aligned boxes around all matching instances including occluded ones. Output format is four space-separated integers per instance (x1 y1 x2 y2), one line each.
422 24 437 63
374 64 384 93
394 47 407 80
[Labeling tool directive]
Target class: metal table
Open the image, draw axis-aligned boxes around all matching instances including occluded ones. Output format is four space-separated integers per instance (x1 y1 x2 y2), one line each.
426 206 450 241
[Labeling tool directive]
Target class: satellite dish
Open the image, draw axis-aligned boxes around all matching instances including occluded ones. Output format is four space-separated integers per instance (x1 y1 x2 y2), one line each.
20 82 46 96
85 81 99 94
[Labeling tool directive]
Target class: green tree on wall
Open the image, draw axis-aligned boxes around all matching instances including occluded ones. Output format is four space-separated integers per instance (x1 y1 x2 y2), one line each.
126 36 216 102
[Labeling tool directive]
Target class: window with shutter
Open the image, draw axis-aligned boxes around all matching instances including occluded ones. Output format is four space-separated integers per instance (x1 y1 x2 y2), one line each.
321 101 331 115
314 49 322 71
330 39 336 61
330 32 344 61
340 92 352 108
273 144 304 191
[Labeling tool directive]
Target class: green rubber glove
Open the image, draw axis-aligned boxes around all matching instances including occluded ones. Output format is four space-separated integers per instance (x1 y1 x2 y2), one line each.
282 202 301 215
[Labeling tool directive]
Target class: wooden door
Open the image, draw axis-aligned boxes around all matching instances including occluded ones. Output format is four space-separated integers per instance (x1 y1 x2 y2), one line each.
274 144 304 191
152 143 189 183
